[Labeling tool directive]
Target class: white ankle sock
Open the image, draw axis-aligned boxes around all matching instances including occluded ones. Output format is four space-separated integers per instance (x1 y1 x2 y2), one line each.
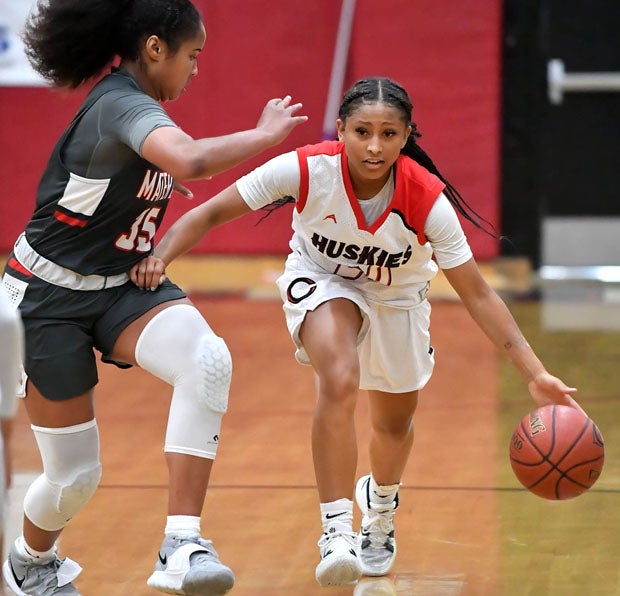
320 498 354 533
369 476 400 506
17 536 55 561
165 515 201 538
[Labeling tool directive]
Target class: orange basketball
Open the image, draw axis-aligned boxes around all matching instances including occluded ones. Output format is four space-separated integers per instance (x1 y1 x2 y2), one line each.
509 404 604 500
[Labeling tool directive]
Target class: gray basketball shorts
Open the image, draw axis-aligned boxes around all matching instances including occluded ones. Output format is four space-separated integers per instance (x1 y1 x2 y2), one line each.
2 257 186 400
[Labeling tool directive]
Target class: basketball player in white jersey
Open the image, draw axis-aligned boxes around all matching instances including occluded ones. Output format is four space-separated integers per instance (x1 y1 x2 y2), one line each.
130 77 583 588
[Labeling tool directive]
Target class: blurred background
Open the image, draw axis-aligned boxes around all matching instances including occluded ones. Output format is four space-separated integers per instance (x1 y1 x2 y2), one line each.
0 1 619 594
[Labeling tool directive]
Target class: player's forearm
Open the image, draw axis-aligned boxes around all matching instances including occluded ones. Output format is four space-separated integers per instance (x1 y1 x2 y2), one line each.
154 211 210 265
182 129 278 180
464 290 547 382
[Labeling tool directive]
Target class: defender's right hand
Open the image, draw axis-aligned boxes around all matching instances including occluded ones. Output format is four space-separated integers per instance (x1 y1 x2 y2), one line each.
130 256 167 291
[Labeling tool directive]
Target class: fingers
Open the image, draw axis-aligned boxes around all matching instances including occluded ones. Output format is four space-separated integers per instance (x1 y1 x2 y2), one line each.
269 95 304 114
130 258 166 290
173 180 194 200
564 394 588 416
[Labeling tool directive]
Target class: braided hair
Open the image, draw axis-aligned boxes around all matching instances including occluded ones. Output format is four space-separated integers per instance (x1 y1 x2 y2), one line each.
23 0 202 88
261 77 497 237
339 77 497 236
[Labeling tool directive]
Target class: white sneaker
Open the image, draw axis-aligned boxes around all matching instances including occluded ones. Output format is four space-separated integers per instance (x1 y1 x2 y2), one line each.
355 475 398 576
315 529 361 586
147 534 234 595
2 541 82 595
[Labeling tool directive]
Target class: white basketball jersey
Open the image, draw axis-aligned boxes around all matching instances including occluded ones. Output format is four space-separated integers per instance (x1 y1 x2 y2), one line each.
290 141 445 297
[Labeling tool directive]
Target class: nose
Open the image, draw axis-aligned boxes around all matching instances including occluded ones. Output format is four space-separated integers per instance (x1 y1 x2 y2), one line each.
367 134 381 154
192 63 199 77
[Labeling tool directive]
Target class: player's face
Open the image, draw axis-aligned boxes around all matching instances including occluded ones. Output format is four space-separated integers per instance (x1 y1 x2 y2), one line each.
337 102 411 196
155 23 206 102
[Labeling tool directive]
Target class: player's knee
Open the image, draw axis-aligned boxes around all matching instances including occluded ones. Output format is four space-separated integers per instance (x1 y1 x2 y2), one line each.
24 461 102 532
194 333 232 413
136 304 232 413
25 419 101 531
57 462 102 514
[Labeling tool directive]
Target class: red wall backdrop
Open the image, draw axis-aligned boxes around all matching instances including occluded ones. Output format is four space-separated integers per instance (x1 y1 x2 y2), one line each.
0 0 500 259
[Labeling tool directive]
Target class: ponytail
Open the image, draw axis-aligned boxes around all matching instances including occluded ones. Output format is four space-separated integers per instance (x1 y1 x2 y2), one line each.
340 77 500 238
402 131 499 238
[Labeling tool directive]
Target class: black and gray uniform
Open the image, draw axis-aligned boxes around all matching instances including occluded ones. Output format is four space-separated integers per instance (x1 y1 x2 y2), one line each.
2 68 186 400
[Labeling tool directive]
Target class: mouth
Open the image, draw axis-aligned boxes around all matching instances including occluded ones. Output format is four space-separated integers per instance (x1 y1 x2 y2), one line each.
363 159 384 169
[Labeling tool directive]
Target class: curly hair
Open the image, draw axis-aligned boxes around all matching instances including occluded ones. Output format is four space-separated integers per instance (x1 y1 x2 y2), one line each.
23 0 202 88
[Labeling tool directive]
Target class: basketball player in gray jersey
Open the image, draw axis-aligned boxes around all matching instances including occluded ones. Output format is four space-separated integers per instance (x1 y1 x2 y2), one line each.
1 1 306 594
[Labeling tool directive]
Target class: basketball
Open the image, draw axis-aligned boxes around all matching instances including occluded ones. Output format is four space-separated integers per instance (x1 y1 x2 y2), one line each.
509 404 605 500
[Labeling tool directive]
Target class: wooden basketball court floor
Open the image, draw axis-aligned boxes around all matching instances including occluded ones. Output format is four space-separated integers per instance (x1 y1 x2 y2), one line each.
4 256 620 596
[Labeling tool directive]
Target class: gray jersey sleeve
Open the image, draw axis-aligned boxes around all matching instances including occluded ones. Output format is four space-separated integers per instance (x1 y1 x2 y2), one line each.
63 88 178 178
101 90 178 155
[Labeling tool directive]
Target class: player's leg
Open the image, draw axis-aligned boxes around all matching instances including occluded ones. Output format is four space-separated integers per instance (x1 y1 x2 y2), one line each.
299 297 364 586
367 389 418 485
111 299 234 596
354 299 432 577
355 389 418 576
4 386 97 596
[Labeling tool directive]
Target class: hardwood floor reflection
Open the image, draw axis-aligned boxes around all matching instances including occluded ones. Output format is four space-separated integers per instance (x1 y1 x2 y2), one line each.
6 291 620 595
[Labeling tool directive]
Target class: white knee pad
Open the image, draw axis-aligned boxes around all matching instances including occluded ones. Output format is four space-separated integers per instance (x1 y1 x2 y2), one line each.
135 304 232 459
24 420 102 532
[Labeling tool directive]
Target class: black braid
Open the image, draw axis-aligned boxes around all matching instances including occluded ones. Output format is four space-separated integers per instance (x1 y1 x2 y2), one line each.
259 76 501 240
340 77 499 238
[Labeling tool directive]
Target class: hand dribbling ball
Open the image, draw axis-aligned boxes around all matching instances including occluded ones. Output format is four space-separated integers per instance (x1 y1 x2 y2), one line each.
509 404 604 500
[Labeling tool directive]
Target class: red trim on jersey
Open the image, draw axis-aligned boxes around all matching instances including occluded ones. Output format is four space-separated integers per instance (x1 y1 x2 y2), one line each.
296 141 343 212
296 141 445 244
54 210 88 228
296 150 310 212
8 257 33 277
387 155 446 244
339 149 369 230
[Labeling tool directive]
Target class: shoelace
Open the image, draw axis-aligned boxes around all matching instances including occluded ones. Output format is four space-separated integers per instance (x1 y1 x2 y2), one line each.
317 531 357 553
362 504 396 548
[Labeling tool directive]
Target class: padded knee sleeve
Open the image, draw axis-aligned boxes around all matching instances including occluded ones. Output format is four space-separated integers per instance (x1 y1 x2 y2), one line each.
24 420 102 532
135 304 232 459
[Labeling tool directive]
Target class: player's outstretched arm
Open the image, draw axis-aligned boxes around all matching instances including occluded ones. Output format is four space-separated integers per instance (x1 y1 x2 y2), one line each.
442 258 582 412
142 96 307 181
130 184 251 290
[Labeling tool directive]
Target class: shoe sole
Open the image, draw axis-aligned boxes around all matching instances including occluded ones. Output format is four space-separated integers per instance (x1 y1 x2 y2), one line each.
315 555 361 586
148 570 233 596
3 560 28 596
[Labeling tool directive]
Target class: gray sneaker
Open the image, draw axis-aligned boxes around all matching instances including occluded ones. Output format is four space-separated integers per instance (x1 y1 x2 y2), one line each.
355 475 398 576
2 541 82 595
147 534 234 595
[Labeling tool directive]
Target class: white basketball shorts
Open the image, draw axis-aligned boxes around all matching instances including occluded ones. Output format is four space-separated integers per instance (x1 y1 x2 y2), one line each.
276 251 435 393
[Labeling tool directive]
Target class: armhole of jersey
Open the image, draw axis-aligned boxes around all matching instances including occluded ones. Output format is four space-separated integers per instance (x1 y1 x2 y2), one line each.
296 149 309 213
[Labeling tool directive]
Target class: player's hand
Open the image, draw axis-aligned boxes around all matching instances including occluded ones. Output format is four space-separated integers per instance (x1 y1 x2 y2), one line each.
257 95 308 146
130 256 167 291
527 372 585 415
173 180 194 199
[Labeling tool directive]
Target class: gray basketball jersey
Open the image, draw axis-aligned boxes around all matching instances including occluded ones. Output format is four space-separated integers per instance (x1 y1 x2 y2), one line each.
24 68 178 276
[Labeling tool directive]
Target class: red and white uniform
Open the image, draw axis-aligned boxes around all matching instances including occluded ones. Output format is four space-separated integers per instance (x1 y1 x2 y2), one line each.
237 141 473 392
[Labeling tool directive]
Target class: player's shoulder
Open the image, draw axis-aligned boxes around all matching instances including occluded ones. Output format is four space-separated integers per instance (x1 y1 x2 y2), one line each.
396 154 444 194
296 140 344 158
